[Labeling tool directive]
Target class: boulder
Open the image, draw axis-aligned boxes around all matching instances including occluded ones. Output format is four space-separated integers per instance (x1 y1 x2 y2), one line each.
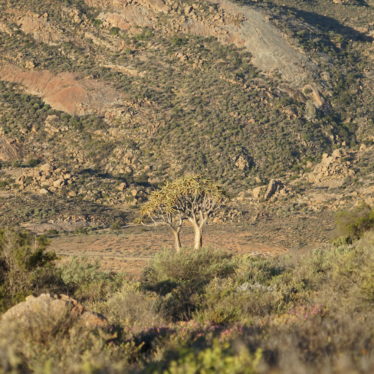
116 182 127 191
235 155 250 171
52 178 65 188
264 179 284 200
67 191 77 198
39 163 54 174
252 185 266 200
1 294 110 331
234 151 253 172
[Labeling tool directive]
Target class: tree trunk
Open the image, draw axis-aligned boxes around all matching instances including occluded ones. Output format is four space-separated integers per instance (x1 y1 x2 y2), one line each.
193 224 203 250
173 229 182 253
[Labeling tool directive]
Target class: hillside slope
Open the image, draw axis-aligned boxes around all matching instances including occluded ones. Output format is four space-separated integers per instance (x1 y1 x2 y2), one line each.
0 0 373 231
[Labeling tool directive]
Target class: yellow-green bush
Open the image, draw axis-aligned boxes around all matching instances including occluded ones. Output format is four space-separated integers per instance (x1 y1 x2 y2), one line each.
60 257 123 303
163 340 262 374
335 203 374 244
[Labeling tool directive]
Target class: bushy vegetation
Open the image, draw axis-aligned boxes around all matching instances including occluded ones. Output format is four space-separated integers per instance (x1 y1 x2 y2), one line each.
60 257 123 303
141 248 236 321
335 203 374 244
0 229 64 312
0 227 373 373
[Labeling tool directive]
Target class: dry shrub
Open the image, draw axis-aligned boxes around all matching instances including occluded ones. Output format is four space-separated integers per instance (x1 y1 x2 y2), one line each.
100 282 165 335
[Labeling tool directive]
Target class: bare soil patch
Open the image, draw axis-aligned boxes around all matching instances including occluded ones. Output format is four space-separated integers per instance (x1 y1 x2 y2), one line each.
0 64 121 115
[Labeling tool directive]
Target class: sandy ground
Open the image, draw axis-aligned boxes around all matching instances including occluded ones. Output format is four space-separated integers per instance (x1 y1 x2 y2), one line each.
50 224 288 277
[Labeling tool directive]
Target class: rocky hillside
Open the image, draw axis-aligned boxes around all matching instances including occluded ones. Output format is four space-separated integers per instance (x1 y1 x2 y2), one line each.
0 0 373 230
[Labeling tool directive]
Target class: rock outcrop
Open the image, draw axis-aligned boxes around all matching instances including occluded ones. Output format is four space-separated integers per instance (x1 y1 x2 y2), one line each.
6 10 68 45
1 293 110 331
15 163 75 194
251 179 288 201
307 149 355 188
0 137 22 162
264 179 285 201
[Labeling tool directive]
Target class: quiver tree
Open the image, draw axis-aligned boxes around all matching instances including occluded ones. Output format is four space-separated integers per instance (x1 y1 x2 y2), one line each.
140 189 184 252
140 175 226 251
172 175 226 249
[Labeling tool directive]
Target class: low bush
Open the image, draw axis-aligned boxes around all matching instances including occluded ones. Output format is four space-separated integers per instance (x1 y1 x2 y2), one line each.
0 230 373 373
60 257 124 303
0 229 65 312
335 203 374 243
141 248 236 321
100 282 165 334
161 339 262 374
0 307 135 374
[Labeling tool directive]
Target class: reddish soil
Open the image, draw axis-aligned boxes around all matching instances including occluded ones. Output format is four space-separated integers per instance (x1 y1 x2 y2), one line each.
50 224 288 278
0 64 121 115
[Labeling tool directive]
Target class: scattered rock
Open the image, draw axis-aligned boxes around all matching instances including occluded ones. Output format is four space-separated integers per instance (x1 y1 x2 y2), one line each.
117 182 127 191
6 10 67 45
234 154 251 171
53 179 65 188
0 22 12 35
302 84 325 108
67 191 77 198
39 163 54 173
0 137 22 162
264 179 285 200
62 7 82 24
307 149 355 188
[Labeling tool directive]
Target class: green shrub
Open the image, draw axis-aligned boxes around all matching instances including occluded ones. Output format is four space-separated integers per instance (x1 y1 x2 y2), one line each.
239 255 286 285
141 248 236 321
160 340 262 374
0 229 64 312
60 257 123 302
194 278 248 325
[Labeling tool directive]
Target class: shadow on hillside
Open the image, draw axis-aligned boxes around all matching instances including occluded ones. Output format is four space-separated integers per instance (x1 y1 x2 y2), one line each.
78 168 153 187
285 7 373 42
233 1 372 42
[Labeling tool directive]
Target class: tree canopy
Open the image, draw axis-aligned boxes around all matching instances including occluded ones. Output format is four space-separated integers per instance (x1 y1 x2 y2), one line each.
140 175 226 250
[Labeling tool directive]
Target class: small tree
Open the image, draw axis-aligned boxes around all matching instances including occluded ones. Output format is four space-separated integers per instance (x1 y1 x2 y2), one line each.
140 189 184 252
140 175 226 251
